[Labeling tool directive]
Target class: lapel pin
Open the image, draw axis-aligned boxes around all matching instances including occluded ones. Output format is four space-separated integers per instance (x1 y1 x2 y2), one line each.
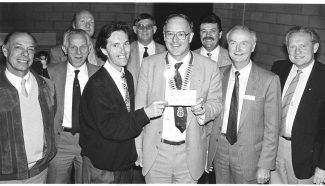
308 88 311 91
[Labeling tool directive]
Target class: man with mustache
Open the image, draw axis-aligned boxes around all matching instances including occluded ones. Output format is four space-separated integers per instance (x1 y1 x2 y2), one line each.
194 13 231 68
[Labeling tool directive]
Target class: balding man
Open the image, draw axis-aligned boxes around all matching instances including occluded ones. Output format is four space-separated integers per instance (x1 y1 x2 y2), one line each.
0 31 56 183
50 10 104 66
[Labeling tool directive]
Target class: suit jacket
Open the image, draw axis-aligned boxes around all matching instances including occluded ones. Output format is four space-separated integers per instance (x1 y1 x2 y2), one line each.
47 61 99 143
135 51 223 180
271 60 325 179
193 46 232 68
49 39 105 66
208 63 281 181
126 41 166 90
79 67 150 171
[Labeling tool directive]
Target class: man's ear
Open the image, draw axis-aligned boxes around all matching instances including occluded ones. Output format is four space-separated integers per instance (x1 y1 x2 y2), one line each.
153 25 157 34
62 45 67 55
219 31 222 39
2 45 8 58
100 48 108 56
313 43 319 54
133 26 137 35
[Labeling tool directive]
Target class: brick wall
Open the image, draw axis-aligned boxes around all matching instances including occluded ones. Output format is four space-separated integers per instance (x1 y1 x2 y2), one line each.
0 2 153 51
214 3 325 69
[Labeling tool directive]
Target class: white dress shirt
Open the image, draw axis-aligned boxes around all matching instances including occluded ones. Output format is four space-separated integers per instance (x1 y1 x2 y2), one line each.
200 46 220 62
222 61 252 134
104 60 126 100
62 62 89 128
5 68 32 95
282 61 314 136
162 52 191 141
138 40 156 67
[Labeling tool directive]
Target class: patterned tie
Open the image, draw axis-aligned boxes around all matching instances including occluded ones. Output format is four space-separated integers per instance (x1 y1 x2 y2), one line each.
207 52 212 58
121 72 131 112
226 71 240 145
281 69 302 137
173 62 187 133
21 79 28 97
72 70 81 135
143 47 149 58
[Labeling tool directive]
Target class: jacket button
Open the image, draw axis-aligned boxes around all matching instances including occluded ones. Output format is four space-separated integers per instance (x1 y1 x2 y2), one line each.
158 131 161 134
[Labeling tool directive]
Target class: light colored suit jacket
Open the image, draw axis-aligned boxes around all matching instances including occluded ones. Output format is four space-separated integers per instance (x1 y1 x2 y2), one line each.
135 51 222 180
207 63 281 181
193 46 232 68
47 61 99 144
127 41 166 90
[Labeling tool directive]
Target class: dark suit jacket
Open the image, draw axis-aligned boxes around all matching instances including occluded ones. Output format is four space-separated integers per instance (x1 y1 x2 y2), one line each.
79 67 150 171
271 60 325 179
47 61 99 144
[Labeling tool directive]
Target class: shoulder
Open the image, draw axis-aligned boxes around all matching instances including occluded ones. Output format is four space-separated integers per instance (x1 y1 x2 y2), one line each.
192 52 217 67
155 42 166 51
47 62 66 75
142 51 167 66
87 63 100 73
193 47 201 54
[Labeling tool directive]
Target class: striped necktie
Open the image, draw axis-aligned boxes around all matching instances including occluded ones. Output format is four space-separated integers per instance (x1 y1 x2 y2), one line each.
281 69 302 137
121 72 130 112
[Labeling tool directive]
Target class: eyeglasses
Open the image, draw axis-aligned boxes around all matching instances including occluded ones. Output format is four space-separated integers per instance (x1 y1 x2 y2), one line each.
164 31 190 40
136 24 154 31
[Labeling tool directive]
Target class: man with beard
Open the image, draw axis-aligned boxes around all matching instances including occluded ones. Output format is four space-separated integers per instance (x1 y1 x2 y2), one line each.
194 13 231 68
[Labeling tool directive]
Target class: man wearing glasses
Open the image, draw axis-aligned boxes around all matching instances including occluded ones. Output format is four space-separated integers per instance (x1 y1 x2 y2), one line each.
127 13 166 91
194 13 231 68
135 14 222 183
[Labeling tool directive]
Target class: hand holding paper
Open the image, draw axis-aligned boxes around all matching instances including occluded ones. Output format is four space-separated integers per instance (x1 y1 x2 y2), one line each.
191 98 205 116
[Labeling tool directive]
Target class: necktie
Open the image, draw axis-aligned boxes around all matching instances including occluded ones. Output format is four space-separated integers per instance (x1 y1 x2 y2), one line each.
143 47 149 58
121 72 131 112
173 62 187 133
281 69 302 137
226 71 240 145
207 52 212 58
72 70 81 135
21 79 28 97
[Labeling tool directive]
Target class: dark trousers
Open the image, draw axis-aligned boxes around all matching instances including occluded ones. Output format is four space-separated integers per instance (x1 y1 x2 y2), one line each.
82 156 133 183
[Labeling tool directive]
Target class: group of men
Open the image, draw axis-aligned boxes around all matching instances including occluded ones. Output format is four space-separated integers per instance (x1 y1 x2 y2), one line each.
0 8 324 185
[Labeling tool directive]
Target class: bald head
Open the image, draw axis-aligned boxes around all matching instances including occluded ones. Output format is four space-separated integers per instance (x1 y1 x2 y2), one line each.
72 10 95 37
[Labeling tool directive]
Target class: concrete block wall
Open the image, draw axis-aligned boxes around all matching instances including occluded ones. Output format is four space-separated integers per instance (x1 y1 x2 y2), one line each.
0 2 153 51
214 3 325 70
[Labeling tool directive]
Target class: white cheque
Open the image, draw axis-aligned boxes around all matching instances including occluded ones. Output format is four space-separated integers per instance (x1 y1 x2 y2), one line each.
165 90 197 106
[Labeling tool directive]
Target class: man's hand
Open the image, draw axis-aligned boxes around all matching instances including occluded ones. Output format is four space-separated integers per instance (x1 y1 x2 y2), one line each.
313 167 325 184
135 148 143 167
191 98 205 116
144 101 168 119
257 168 270 184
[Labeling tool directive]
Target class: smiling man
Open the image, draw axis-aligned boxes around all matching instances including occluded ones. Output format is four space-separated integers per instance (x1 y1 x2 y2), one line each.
47 29 99 183
0 32 56 183
207 25 281 184
194 13 231 68
79 22 167 183
270 26 325 184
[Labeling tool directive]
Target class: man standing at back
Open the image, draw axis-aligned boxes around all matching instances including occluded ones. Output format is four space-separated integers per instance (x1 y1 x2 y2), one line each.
135 14 222 183
194 13 231 68
50 10 104 66
127 13 166 90
47 29 99 183
0 31 56 183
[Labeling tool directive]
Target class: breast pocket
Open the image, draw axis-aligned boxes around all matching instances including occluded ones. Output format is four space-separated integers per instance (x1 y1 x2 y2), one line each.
0 90 19 112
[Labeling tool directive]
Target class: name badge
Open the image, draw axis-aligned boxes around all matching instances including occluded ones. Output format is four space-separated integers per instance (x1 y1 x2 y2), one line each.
244 95 255 101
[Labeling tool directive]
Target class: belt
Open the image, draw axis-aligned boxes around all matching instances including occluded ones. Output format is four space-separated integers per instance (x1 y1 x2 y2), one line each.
62 126 73 133
281 136 291 141
161 139 185 145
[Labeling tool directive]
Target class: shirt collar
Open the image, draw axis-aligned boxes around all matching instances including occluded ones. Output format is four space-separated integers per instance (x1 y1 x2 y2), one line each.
201 45 220 56
292 60 314 75
5 68 31 83
168 51 191 67
67 62 87 75
104 60 125 77
231 60 252 78
138 40 155 48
